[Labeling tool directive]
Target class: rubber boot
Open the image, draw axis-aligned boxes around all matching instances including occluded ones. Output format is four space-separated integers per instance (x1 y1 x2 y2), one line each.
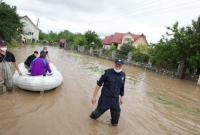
111 111 120 126
90 108 102 120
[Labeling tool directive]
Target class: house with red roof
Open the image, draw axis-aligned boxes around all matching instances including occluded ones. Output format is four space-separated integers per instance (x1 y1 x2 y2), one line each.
103 32 148 50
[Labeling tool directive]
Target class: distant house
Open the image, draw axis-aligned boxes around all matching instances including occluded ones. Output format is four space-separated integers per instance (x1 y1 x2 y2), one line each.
103 32 148 50
20 16 40 42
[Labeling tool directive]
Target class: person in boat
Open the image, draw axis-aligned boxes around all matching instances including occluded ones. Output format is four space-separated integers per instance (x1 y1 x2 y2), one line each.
42 47 50 61
90 59 126 126
24 51 38 70
0 40 22 90
43 47 48 54
31 51 51 76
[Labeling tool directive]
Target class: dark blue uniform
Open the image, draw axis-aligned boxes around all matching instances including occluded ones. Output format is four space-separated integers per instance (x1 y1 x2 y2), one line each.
90 68 126 125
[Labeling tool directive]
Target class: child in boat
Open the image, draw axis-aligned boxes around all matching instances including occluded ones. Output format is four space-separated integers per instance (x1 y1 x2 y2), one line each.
31 51 51 76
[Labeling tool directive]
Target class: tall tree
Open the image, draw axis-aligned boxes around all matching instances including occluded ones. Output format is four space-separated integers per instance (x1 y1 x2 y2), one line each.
0 1 22 42
149 17 200 78
84 30 102 49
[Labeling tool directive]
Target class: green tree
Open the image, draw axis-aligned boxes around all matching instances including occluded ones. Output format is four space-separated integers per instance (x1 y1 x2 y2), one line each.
167 21 200 78
0 1 22 42
149 17 200 78
58 30 73 44
116 43 135 59
48 31 58 42
73 33 85 46
149 40 178 69
39 31 48 40
84 30 102 49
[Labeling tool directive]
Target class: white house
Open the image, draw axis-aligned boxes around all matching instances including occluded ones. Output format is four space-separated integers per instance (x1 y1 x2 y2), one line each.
20 16 40 42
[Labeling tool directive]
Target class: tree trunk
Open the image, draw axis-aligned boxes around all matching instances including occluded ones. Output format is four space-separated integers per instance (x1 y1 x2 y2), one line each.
181 61 187 79
180 48 193 79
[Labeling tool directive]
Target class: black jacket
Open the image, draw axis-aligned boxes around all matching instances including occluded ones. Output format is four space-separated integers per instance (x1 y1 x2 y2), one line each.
24 54 36 67
97 68 126 98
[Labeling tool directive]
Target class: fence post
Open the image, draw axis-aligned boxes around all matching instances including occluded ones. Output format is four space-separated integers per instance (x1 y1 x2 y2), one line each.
176 61 184 77
89 47 93 55
198 75 200 86
148 59 152 68
77 46 80 52
111 51 116 60
99 49 103 57
127 52 133 63
78 46 85 53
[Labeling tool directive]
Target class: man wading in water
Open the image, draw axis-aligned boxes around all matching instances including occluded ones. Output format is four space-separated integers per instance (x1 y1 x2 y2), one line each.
0 40 22 92
90 59 126 126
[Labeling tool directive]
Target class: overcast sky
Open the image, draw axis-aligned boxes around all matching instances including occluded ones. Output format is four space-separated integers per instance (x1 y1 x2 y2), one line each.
4 0 200 43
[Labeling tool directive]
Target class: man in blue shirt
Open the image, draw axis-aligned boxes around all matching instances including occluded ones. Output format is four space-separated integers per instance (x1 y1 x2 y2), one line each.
90 59 126 126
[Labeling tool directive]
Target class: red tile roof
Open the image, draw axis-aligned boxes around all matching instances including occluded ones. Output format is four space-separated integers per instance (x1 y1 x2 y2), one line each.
103 35 113 45
103 32 146 45
112 33 124 44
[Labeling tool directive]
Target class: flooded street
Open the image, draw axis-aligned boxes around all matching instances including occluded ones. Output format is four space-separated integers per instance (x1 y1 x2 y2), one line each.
0 46 200 135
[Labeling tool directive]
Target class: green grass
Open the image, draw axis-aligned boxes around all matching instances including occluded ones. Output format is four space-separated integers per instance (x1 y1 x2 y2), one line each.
148 92 200 115
87 65 104 74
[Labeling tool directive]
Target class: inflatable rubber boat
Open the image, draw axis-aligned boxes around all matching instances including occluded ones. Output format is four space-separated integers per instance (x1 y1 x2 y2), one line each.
13 63 63 91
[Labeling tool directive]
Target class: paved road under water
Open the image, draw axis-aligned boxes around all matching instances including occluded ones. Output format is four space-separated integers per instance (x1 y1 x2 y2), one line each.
0 46 200 135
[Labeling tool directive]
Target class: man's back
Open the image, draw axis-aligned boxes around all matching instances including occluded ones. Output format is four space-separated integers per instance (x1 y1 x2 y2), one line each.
24 54 36 67
31 58 51 76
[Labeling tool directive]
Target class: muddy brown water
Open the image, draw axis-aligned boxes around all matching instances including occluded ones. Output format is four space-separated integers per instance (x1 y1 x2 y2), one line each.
0 46 200 135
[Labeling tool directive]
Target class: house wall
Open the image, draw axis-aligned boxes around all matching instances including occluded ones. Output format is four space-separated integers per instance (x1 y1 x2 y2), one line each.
133 37 148 47
103 45 111 50
118 34 134 49
20 17 39 41
122 34 134 45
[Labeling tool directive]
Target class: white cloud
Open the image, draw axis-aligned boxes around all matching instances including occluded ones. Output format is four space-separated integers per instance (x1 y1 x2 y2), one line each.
4 0 200 43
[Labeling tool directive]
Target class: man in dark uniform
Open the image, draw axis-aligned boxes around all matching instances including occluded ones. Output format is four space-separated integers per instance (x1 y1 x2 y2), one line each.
24 51 38 69
90 59 126 126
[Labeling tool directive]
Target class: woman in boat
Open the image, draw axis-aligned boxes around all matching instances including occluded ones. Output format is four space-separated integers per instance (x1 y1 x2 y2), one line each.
31 51 51 76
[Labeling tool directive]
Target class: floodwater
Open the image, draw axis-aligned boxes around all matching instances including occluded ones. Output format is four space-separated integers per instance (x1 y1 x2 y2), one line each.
0 46 200 135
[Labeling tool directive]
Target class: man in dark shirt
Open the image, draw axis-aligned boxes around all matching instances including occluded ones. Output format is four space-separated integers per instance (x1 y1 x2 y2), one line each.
24 51 38 68
90 59 126 126
0 41 21 73
0 40 22 89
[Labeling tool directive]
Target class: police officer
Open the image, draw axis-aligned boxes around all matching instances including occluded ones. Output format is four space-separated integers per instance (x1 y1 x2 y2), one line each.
90 59 126 126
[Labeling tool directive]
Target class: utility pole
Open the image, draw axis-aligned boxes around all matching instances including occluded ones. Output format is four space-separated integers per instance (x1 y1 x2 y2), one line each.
36 18 39 27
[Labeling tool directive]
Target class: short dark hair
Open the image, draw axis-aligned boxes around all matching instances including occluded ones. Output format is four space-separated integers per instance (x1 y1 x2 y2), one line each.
34 51 38 54
40 51 47 58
